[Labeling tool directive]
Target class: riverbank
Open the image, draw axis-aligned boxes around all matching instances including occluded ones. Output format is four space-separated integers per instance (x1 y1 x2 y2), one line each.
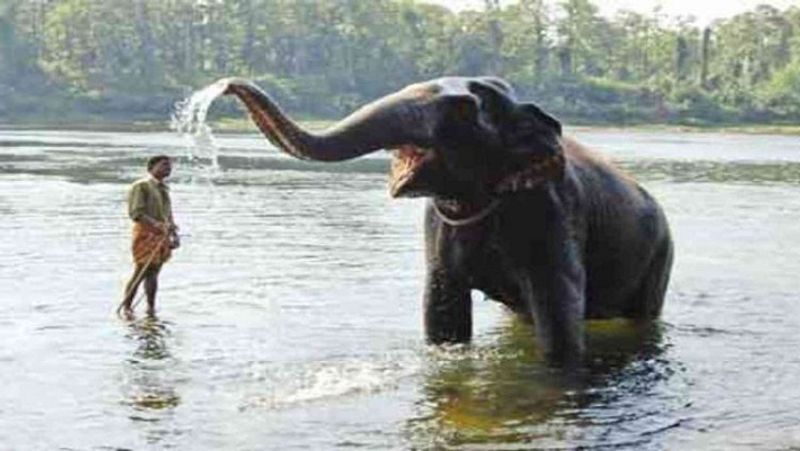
2 117 799 136
570 123 800 136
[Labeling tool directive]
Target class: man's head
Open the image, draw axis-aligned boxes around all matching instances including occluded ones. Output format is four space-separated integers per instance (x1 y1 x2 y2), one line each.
147 155 172 180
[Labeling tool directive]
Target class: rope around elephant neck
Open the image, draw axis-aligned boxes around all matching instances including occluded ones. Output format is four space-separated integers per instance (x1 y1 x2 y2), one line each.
431 153 565 227
432 198 501 227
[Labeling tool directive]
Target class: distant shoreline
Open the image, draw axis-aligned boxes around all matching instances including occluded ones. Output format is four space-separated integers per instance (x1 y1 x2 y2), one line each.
2 118 799 136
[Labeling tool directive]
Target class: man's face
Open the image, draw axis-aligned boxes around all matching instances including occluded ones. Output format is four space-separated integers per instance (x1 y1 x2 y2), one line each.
150 159 172 180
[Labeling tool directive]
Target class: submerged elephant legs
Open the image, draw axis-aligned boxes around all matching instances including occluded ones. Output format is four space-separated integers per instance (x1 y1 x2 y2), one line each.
423 268 473 344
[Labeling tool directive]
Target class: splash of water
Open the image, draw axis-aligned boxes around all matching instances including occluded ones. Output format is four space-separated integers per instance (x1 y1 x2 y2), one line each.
242 352 422 410
170 79 230 172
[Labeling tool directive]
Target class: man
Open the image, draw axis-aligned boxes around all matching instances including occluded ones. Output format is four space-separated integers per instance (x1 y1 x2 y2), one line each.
120 155 180 318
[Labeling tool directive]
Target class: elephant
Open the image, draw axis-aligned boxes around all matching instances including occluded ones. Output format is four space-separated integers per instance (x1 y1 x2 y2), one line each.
220 76 674 364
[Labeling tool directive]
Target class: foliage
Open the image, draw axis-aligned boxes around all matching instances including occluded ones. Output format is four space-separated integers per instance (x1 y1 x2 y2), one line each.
0 0 798 125
758 62 800 117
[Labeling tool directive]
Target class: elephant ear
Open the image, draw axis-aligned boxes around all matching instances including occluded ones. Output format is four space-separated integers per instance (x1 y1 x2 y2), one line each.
466 79 516 133
495 102 565 193
475 77 516 97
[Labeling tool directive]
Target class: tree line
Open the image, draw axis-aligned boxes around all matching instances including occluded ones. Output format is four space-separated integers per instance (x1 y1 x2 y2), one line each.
1 0 799 125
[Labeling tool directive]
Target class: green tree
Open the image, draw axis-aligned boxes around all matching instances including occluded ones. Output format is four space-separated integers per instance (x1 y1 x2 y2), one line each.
1 0 798 124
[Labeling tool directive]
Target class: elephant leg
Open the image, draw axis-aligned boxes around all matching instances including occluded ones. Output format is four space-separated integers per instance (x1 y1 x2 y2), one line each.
628 237 674 319
520 207 587 365
522 263 586 365
422 204 475 344
423 267 472 344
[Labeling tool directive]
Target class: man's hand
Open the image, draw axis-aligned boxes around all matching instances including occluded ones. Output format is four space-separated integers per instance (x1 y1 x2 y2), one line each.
169 231 181 249
168 222 180 249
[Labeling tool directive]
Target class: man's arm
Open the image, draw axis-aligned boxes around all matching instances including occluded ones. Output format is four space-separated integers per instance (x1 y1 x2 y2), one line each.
165 193 180 248
167 213 180 248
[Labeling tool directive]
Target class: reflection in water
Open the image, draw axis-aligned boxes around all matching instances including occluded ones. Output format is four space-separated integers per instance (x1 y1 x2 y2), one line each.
407 318 675 448
122 317 181 415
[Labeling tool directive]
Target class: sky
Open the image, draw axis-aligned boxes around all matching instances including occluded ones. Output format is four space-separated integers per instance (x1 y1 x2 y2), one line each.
430 0 799 25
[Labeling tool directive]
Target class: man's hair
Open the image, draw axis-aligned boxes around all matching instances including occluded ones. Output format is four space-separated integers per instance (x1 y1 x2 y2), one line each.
147 155 170 171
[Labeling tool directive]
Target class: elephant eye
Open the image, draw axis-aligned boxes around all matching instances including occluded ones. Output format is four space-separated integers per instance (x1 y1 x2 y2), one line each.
455 103 471 119
447 97 477 122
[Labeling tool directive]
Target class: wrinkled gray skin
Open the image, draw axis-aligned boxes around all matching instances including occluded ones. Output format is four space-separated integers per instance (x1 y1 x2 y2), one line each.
222 76 673 365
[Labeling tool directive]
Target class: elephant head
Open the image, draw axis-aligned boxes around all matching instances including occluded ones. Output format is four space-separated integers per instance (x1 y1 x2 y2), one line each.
222 77 564 201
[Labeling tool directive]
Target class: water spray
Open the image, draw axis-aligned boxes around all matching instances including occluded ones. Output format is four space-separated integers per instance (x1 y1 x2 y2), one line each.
170 79 231 171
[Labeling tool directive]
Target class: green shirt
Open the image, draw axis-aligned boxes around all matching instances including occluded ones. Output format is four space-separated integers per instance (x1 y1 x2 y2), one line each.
128 177 173 223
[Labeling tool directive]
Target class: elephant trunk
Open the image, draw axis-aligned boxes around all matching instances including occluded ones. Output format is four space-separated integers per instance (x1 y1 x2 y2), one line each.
223 78 431 162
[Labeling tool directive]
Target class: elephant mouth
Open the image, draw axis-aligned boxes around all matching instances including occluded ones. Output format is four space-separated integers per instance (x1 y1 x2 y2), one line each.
389 145 435 197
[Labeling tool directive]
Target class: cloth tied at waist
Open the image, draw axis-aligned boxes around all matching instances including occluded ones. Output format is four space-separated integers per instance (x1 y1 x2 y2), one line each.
132 222 172 266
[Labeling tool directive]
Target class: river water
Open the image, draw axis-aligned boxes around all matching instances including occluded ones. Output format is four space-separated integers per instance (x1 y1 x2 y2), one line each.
1 128 799 450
